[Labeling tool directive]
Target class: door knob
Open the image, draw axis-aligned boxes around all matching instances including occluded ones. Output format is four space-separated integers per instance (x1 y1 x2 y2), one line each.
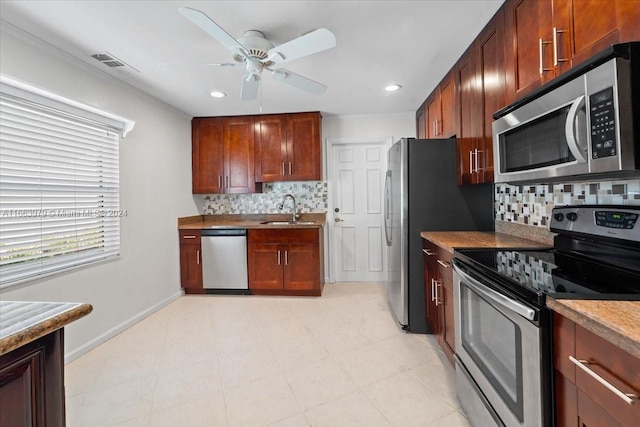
334 217 344 222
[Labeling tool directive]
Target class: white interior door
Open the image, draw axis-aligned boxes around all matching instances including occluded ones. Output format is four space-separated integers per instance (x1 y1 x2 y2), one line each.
328 139 391 282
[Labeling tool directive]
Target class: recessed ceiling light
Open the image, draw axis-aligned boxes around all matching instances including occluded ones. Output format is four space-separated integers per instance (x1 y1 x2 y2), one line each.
385 84 402 92
210 91 226 98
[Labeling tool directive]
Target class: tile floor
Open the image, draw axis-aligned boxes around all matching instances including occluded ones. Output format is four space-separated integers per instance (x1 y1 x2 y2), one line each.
65 282 471 426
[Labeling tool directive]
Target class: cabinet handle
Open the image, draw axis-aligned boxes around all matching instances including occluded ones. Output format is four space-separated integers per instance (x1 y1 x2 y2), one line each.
218 175 222 188
437 259 451 268
282 162 286 176
431 278 436 302
474 149 482 173
196 250 200 265
288 162 292 175
423 249 435 256
225 176 229 189
284 250 288 265
183 235 197 239
433 279 441 306
569 356 639 405
539 38 553 75
277 250 281 265
469 150 474 174
553 27 568 66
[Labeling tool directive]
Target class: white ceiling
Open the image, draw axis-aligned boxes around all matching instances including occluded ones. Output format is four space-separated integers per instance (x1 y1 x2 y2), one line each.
0 0 504 118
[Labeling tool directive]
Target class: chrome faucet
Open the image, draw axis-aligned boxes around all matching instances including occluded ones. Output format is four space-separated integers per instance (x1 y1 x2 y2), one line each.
278 194 299 222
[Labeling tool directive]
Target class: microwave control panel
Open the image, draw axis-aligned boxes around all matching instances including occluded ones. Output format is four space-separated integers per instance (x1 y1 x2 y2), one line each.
589 87 617 159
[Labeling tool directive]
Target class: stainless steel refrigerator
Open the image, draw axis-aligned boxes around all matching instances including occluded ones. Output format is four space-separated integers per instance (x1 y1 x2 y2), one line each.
384 138 494 332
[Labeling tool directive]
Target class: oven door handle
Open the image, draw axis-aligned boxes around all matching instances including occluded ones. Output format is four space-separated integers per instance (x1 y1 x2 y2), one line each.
454 264 537 321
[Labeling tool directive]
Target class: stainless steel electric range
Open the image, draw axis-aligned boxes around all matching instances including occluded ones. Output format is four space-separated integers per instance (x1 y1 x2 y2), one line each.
451 205 640 427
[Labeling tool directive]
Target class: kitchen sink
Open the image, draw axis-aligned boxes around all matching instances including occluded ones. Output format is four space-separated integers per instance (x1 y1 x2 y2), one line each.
259 220 316 225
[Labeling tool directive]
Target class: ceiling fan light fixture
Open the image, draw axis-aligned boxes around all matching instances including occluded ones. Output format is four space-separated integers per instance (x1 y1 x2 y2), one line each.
210 91 226 98
272 69 288 80
385 84 402 92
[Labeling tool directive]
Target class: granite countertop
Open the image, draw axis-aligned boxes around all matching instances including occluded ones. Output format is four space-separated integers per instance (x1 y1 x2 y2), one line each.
547 298 640 359
420 231 551 253
178 213 327 230
0 301 93 356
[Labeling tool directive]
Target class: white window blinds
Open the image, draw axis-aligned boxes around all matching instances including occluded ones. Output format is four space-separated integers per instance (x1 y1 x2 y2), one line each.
0 78 133 287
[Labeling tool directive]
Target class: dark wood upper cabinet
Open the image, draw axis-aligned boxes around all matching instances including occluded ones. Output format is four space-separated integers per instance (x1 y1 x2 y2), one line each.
416 103 426 138
255 112 321 182
424 73 456 139
192 117 255 194
474 7 505 184
455 46 479 186
504 0 545 103
223 116 255 194
192 117 224 194
505 0 640 103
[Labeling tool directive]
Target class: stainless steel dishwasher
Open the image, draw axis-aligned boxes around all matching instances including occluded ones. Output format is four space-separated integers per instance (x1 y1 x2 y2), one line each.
200 229 249 294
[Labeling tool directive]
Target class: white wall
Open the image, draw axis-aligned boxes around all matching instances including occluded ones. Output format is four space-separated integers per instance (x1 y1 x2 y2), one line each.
0 26 199 361
322 113 416 142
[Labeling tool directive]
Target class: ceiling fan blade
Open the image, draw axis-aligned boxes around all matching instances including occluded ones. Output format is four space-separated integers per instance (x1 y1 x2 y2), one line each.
241 74 260 101
158 62 238 67
271 69 327 95
178 7 247 55
267 28 336 64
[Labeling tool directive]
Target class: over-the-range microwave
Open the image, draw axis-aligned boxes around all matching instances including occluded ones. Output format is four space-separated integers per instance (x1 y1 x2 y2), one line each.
493 42 640 184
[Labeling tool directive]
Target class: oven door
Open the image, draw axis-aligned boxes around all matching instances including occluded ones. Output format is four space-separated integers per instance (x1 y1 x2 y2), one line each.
453 260 542 427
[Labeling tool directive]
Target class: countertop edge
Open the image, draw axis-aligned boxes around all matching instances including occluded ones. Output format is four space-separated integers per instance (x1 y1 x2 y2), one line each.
0 303 93 356
547 298 640 359
420 231 551 254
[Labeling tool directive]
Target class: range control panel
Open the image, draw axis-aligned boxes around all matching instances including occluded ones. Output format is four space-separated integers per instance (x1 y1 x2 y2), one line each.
589 87 617 159
595 211 638 229
550 206 640 242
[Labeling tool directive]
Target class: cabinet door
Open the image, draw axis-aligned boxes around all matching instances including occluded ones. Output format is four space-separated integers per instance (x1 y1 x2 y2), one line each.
283 243 319 291
455 47 479 185
567 0 622 67
286 112 321 180
255 115 287 182
425 95 441 139
504 0 545 103
223 116 255 194
192 118 224 194
577 389 624 427
248 243 283 290
422 241 439 333
440 75 456 138
436 247 454 365
180 244 202 289
475 8 505 183
416 105 426 139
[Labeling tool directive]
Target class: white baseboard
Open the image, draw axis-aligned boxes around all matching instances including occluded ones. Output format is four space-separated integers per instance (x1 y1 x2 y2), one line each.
64 290 183 364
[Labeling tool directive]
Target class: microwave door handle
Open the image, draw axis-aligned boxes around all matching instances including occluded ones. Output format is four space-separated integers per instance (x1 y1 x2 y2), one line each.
565 95 588 163
453 264 536 321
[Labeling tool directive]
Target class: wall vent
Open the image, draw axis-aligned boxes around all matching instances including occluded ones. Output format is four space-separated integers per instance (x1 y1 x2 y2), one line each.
90 52 138 72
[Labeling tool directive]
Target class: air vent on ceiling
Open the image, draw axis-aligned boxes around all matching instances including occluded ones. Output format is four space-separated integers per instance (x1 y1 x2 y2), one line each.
90 52 138 72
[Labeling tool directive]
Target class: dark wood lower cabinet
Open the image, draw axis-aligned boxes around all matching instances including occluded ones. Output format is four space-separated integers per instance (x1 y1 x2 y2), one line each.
553 312 640 427
0 329 65 427
422 238 454 366
248 228 323 296
179 230 203 294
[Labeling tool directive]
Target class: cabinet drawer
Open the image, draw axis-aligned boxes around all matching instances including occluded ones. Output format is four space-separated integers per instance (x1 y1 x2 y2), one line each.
553 312 575 381
573 324 640 426
179 230 201 244
248 228 318 244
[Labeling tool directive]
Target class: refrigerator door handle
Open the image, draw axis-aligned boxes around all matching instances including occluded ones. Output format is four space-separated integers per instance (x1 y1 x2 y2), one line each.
384 170 392 246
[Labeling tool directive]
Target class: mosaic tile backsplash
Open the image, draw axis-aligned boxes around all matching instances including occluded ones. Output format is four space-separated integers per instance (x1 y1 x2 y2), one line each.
203 181 328 214
495 177 640 227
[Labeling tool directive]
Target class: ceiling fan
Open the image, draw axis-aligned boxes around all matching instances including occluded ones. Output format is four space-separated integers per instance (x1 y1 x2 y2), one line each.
178 7 336 101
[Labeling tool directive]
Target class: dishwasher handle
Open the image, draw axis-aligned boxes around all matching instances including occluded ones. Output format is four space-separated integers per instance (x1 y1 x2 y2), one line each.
201 229 247 237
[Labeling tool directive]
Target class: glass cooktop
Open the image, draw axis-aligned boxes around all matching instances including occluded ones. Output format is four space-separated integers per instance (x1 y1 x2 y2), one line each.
455 248 640 303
